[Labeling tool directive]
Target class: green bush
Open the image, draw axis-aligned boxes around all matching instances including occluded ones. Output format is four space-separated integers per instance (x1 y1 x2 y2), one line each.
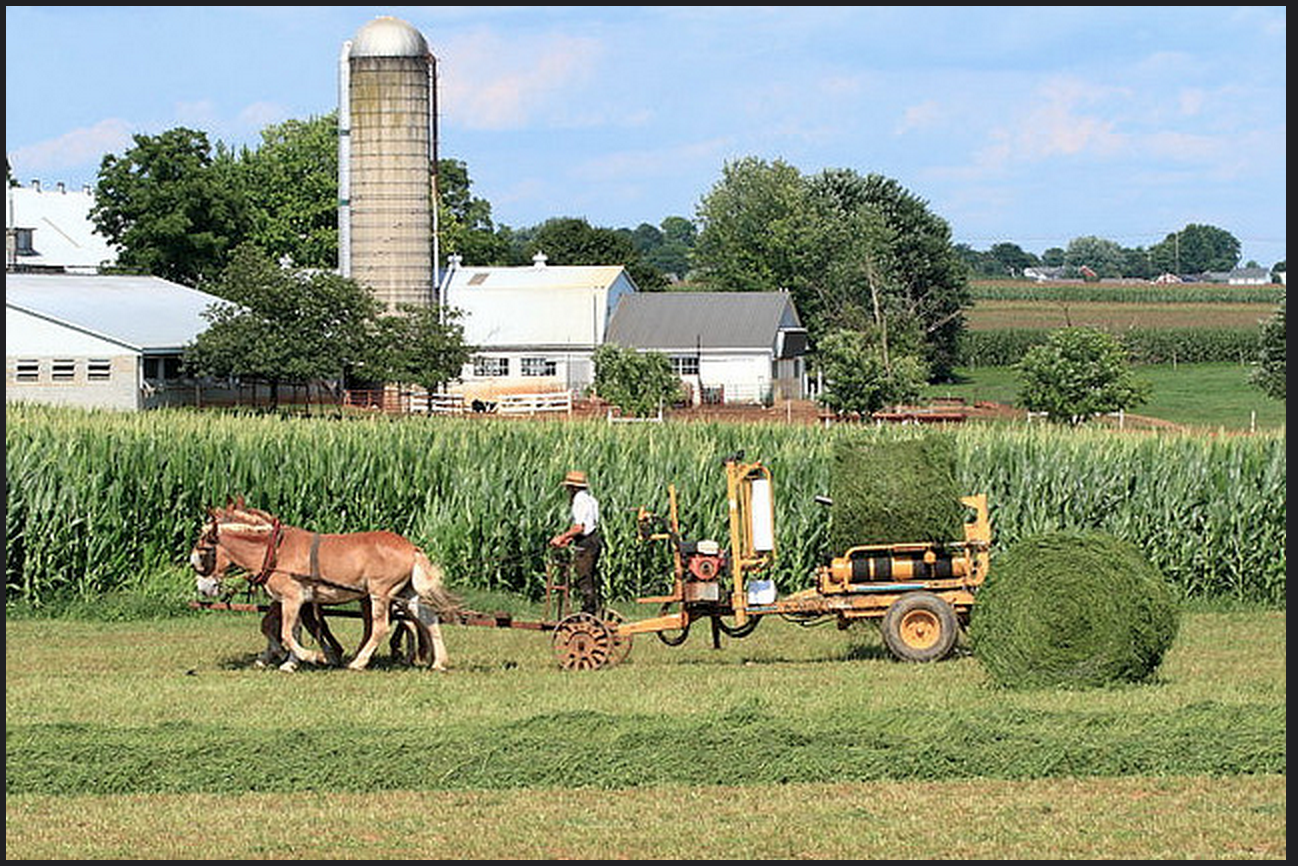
970 531 1179 689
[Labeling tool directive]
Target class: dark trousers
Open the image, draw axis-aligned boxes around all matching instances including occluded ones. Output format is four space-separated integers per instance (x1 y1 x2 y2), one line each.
573 530 603 615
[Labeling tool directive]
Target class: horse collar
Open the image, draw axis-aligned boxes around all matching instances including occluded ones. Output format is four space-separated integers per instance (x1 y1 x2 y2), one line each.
251 518 285 586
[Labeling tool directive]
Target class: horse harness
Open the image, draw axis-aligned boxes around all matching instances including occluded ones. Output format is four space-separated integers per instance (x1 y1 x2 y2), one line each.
228 517 365 595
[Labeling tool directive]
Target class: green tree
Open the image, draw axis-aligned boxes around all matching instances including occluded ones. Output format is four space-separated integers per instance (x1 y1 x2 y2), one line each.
526 216 667 290
693 157 810 295
988 242 1039 277
92 128 249 286
1064 236 1126 279
184 244 381 406
815 327 927 418
1149 224 1241 274
1250 293 1285 400
693 159 970 381
238 114 339 270
371 304 472 397
436 158 512 267
592 343 683 417
820 170 969 381
1016 326 1152 425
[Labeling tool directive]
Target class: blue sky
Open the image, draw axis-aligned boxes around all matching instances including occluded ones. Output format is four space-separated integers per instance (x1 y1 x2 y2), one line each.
6 6 1287 267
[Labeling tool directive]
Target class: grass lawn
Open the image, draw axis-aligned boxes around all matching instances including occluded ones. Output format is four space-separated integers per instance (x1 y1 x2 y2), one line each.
926 362 1285 431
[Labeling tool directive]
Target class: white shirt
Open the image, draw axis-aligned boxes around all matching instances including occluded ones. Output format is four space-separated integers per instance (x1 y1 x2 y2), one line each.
571 489 599 536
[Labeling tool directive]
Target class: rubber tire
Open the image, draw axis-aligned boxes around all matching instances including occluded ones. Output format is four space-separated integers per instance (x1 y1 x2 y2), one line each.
881 592 959 662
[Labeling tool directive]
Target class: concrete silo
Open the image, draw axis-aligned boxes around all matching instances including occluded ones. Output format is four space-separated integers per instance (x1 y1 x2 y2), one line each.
338 16 439 311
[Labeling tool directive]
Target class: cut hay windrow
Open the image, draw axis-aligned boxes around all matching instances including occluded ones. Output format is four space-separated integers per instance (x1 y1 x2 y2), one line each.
4 404 1286 609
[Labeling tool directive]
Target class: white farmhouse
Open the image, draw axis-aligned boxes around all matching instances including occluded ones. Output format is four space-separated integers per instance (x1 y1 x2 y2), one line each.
6 272 222 411
441 254 637 398
604 291 808 405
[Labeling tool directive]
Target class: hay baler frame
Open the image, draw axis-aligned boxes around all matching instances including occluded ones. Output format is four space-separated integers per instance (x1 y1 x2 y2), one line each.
617 453 991 664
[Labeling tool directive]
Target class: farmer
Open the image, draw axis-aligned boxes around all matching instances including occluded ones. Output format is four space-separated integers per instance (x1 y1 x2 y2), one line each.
549 469 602 615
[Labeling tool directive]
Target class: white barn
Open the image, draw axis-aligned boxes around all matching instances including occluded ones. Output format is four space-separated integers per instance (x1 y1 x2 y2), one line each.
441 255 638 398
6 182 117 273
6 273 222 411
604 291 808 405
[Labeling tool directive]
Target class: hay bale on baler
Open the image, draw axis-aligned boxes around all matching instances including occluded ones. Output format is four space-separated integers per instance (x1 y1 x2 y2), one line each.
829 432 965 551
969 531 1179 689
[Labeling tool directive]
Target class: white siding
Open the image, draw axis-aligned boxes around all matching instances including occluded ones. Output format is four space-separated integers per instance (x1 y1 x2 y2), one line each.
7 307 141 410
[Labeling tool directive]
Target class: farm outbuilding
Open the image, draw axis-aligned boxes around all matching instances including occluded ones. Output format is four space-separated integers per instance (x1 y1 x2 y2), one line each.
440 254 639 398
6 272 224 411
5 181 118 273
604 291 809 405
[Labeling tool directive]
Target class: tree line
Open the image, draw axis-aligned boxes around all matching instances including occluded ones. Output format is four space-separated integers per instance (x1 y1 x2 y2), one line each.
53 113 1284 418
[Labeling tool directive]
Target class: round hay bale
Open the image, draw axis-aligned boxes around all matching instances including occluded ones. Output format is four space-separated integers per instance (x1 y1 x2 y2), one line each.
970 531 1179 689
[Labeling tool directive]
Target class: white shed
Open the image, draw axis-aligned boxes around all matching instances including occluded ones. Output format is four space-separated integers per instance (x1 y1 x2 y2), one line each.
440 255 638 397
6 272 222 411
604 291 808 404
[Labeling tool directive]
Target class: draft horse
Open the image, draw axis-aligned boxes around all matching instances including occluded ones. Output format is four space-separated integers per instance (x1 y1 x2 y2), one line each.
191 499 456 671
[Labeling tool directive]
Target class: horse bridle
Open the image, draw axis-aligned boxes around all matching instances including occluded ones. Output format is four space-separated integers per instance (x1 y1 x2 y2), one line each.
194 514 284 586
197 514 355 593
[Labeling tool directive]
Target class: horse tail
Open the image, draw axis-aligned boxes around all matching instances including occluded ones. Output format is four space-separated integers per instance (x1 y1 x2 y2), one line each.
412 550 460 615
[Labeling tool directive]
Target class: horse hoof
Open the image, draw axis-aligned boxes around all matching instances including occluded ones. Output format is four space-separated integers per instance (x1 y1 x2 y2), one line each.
278 660 298 673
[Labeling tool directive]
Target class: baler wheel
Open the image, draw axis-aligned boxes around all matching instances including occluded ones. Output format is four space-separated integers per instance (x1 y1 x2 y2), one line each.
881 592 959 662
552 612 614 670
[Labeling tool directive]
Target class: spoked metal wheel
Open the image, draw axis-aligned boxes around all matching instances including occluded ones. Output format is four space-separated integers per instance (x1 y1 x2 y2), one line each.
552 612 617 670
601 608 633 666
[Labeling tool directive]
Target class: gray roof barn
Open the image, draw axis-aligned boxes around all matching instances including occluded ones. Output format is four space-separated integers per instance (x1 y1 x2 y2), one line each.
605 291 806 355
6 272 221 353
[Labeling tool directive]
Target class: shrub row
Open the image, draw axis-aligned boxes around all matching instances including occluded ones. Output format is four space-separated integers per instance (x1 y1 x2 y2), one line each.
958 327 1263 368
5 405 1286 609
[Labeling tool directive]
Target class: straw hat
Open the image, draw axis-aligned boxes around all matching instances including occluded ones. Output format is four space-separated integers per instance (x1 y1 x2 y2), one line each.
561 470 589 488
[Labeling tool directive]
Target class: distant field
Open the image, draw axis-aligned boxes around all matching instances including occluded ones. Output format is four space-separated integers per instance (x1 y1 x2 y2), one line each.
966 299 1273 331
925 362 1285 431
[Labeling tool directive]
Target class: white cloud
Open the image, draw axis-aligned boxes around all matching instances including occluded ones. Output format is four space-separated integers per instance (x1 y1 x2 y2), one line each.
438 28 606 130
7 118 134 178
895 100 941 135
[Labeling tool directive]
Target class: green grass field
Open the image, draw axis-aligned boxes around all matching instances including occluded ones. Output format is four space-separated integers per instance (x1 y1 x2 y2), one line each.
926 362 1285 431
5 602 1286 859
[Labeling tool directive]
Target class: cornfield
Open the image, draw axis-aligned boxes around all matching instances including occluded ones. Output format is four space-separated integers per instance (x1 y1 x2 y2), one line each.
5 404 1286 608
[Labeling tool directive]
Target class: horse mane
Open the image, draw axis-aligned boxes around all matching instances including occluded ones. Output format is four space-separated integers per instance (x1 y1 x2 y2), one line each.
216 499 281 535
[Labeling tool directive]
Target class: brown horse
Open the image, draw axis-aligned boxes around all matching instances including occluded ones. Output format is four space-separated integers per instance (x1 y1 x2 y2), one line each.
191 499 455 671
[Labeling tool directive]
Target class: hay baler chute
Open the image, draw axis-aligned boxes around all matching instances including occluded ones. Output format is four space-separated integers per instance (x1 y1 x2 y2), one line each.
614 453 991 664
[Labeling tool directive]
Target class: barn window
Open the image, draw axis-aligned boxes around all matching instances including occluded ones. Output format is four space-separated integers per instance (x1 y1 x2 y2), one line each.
473 356 509 377
88 359 112 381
15 359 40 381
51 359 76 381
521 357 556 377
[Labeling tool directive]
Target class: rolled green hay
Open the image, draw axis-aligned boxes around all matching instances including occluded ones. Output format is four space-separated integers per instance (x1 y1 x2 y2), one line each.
970 531 1179 689
829 432 964 550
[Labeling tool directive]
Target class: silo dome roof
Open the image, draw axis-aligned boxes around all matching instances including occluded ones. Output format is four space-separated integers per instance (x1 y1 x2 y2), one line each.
350 16 428 58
